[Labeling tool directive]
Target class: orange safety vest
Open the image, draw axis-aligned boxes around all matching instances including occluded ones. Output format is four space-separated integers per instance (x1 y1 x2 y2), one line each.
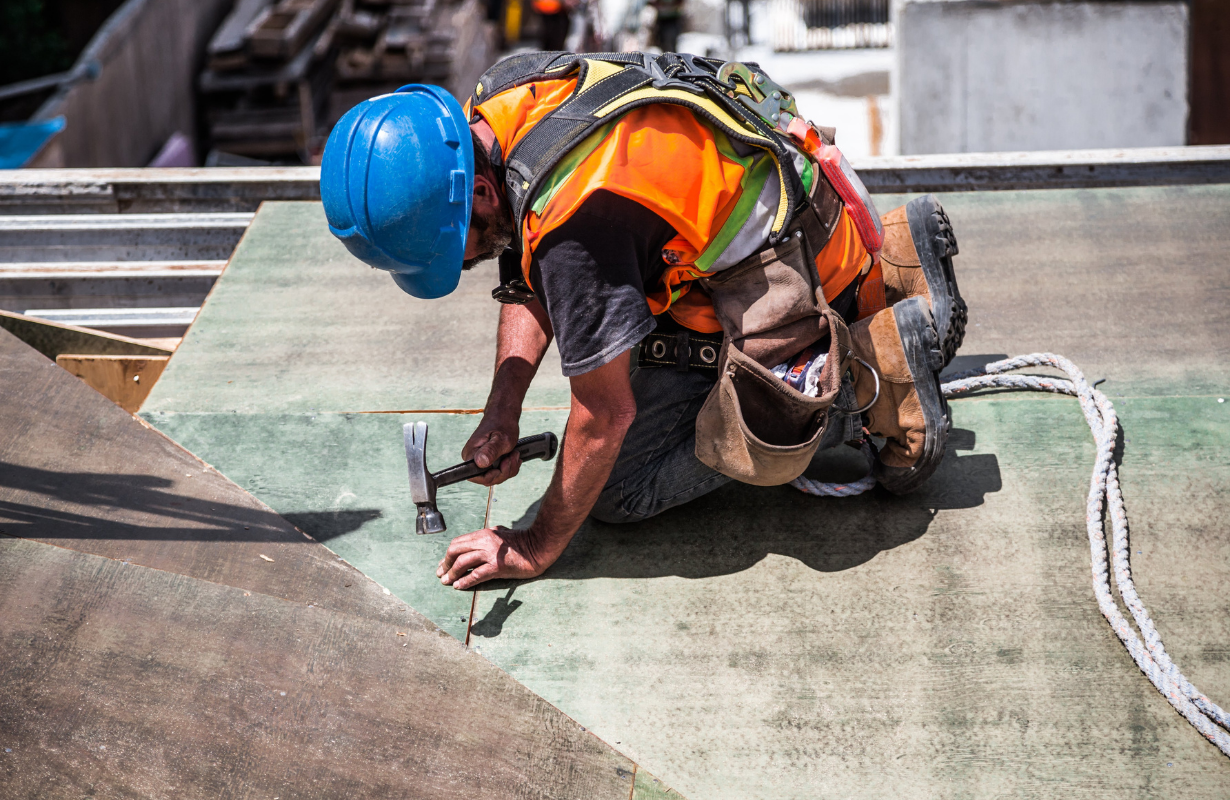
468 76 871 333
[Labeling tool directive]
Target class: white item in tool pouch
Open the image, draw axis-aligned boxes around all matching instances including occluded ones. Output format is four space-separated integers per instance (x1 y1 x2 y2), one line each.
771 347 829 397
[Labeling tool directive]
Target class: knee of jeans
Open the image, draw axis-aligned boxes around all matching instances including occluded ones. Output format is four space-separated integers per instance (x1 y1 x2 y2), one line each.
589 492 636 524
589 483 651 524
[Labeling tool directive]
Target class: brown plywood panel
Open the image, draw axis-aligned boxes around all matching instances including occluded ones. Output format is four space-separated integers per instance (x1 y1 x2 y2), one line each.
0 328 676 797
0 537 638 799
55 354 169 413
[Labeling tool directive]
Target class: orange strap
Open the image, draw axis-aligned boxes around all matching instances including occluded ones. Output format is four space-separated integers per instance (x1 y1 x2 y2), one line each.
855 258 885 320
814 208 867 304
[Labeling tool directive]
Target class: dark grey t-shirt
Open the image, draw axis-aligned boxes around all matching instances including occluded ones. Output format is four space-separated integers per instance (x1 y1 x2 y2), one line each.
529 191 678 377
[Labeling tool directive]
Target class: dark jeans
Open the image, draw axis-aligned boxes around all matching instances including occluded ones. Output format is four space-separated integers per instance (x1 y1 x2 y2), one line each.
590 362 730 524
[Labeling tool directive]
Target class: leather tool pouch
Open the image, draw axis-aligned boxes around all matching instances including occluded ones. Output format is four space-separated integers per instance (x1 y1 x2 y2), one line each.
693 177 854 485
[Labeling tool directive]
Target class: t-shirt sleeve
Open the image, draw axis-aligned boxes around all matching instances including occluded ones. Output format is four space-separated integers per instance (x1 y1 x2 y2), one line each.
529 191 676 377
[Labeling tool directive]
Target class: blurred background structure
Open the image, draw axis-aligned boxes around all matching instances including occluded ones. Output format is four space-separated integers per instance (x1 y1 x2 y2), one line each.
0 0 1227 345
0 0 1225 169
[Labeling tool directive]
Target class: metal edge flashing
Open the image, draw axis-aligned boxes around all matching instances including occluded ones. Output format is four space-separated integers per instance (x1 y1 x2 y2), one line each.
0 168 321 214
851 145 1230 193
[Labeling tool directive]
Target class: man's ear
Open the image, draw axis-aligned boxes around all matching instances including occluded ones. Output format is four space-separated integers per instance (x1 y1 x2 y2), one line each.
472 171 504 219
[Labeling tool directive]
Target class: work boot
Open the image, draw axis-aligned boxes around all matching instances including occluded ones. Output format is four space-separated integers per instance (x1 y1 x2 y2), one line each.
878 194 967 369
848 296 950 494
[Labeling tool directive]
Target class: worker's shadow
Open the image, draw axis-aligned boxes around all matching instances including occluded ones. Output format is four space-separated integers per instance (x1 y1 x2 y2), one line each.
0 460 381 544
492 429 1001 584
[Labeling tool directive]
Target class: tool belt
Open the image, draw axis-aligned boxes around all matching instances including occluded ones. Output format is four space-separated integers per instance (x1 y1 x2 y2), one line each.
637 328 722 372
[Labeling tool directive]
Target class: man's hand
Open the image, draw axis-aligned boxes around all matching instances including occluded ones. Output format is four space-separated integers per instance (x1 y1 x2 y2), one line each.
437 526 558 590
438 352 638 591
461 300 554 487
462 414 522 487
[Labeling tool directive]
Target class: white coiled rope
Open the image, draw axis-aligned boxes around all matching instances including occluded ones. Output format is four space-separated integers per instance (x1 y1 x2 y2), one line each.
791 353 1230 757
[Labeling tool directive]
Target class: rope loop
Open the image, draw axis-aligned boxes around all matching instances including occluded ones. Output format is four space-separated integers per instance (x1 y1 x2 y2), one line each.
789 352 1230 756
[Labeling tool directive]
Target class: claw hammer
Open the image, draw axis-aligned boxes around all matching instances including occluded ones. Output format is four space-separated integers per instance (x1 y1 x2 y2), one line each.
403 421 559 535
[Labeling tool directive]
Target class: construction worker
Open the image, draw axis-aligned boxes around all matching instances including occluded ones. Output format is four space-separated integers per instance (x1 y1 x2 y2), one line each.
320 53 966 590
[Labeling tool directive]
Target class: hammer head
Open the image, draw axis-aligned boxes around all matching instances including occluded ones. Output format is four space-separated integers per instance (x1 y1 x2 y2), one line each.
403 421 447 535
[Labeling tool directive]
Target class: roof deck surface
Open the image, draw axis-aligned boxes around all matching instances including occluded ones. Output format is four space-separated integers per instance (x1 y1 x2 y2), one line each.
135 190 1230 797
0 327 675 798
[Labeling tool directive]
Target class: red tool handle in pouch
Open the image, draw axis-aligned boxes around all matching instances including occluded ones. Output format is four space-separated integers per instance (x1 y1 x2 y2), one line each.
786 117 884 259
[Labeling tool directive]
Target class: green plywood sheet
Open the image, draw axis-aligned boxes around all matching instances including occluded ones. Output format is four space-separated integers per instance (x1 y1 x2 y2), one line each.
471 396 1230 799
881 185 1230 395
144 187 1230 419
142 410 493 640
140 202 570 415
633 769 685 799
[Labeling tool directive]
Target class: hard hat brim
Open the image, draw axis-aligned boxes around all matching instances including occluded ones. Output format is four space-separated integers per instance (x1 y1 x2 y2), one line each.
389 263 462 299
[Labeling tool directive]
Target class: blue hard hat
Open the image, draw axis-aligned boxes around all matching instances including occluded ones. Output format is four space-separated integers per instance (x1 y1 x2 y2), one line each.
320 84 474 299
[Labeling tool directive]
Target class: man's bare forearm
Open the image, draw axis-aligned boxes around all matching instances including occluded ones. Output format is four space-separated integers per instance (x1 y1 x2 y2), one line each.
440 352 637 588
486 300 552 418
519 356 637 566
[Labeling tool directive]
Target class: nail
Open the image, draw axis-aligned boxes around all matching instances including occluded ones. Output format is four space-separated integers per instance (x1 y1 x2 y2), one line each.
440 576 449 585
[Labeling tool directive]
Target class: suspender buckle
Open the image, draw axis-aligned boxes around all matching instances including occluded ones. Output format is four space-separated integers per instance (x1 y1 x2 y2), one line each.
715 61 800 130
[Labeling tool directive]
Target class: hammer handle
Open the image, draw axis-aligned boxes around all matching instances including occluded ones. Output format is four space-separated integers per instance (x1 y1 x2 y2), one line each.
432 431 559 489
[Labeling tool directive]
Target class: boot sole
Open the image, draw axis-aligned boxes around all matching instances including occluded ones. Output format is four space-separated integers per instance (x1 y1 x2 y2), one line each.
906 194 967 369
874 296 950 494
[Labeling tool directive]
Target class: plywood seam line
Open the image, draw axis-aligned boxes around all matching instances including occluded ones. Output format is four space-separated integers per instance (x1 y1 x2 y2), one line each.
941 354 1230 756
466 485 495 649
353 407 571 415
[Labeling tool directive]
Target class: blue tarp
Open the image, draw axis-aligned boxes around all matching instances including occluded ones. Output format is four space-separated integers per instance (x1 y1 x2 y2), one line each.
0 117 66 169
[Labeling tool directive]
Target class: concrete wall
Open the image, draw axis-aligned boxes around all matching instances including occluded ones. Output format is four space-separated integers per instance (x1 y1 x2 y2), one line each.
28 0 232 168
896 0 1188 155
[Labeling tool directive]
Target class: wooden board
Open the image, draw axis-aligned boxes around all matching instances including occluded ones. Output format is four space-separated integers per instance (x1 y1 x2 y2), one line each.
209 0 275 59
0 327 677 797
0 325 404 625
247 0 340 60
56 354 169 412
0 309 172 360
0 538 641 799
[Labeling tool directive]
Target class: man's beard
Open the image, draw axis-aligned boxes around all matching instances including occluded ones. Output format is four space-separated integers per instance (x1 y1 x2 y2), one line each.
462 209 514 270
